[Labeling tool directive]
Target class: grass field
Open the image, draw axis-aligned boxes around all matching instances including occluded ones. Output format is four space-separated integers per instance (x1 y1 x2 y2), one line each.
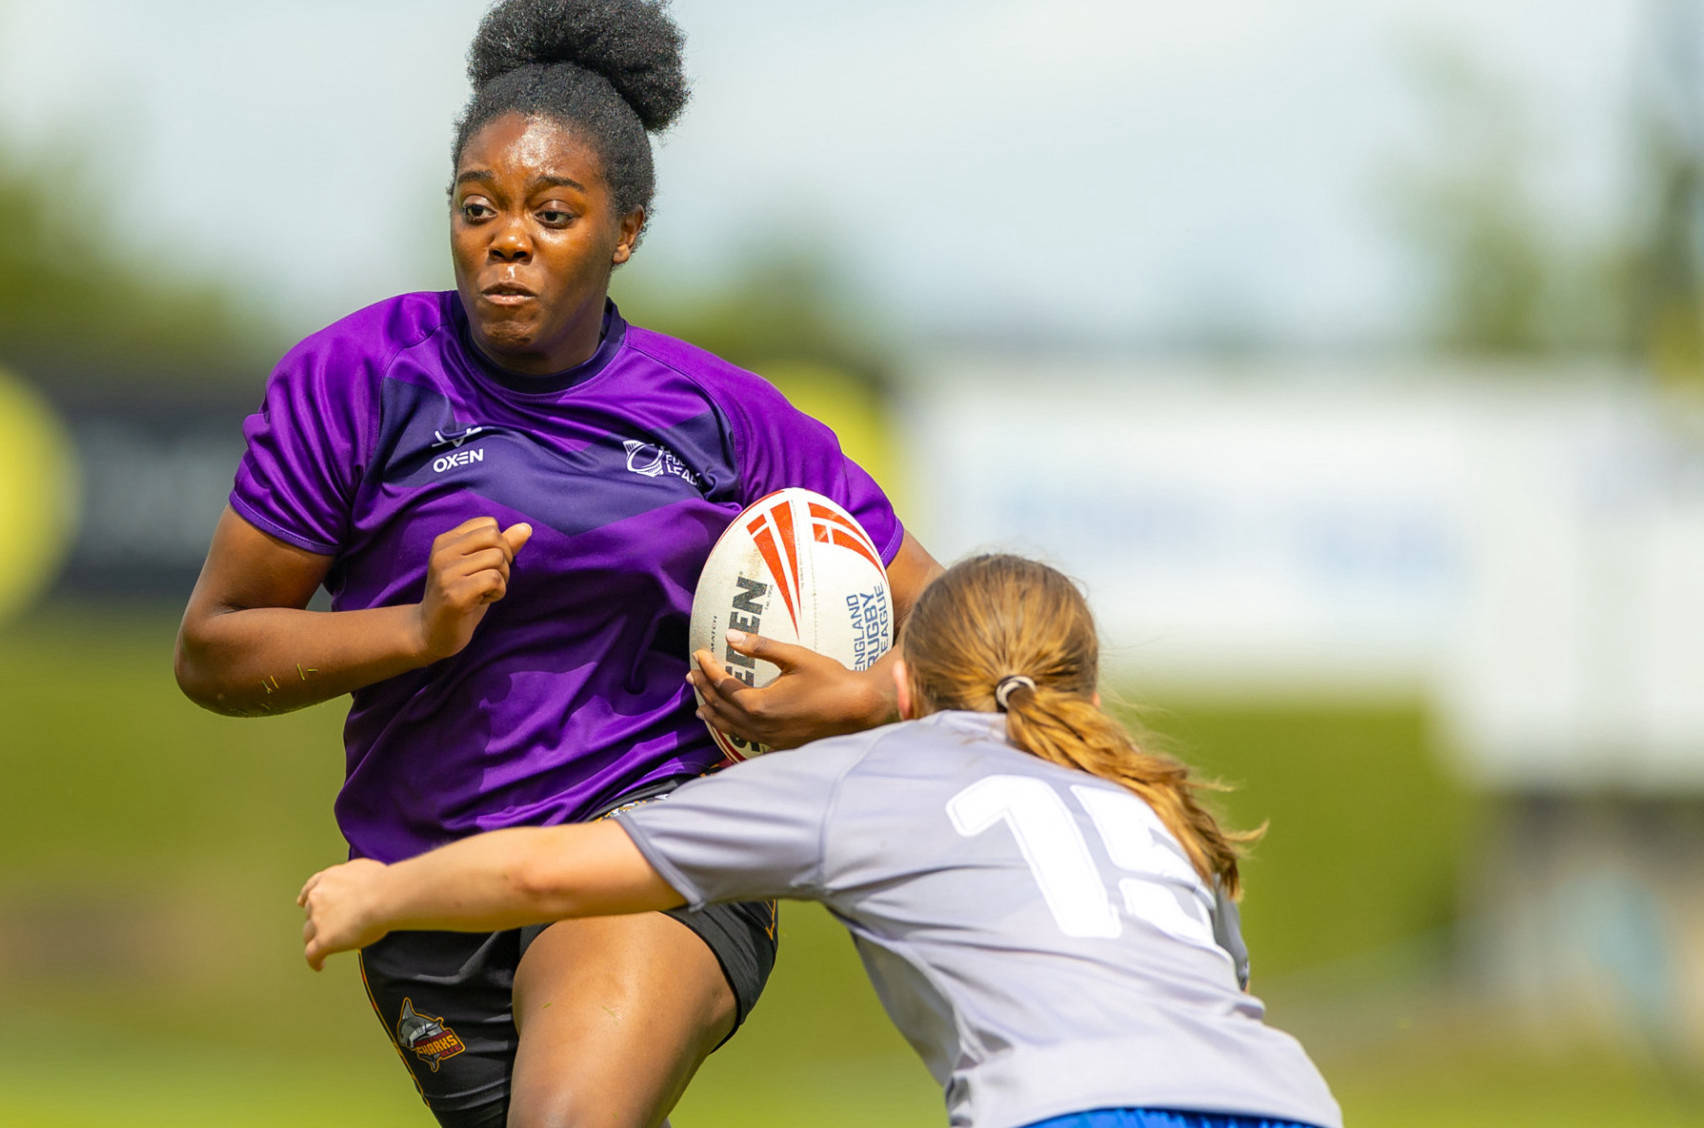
2 605 1694 1126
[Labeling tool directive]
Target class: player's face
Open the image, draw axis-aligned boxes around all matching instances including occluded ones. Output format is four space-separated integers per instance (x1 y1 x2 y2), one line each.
451 112 644 376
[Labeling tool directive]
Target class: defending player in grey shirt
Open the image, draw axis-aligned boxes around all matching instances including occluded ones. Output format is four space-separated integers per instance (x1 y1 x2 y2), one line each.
615 710 1337 1128
298 555 1340 1128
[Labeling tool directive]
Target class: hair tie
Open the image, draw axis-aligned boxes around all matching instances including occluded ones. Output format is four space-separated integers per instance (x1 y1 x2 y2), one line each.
993 675 1036 712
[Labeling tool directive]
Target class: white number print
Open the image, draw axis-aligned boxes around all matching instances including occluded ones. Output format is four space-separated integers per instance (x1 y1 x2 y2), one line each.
947 776 1120 938
1072 785 1216 947
946 776 1218 949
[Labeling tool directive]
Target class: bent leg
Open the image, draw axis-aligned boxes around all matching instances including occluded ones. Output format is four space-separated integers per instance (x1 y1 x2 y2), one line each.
507 912 737 1128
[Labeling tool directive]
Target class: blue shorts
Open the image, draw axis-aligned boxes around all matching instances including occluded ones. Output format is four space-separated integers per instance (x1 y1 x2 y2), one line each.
1026 1112 1323 1128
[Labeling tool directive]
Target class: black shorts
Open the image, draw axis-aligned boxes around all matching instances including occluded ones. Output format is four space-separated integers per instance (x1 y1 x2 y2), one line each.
354 781 778 1127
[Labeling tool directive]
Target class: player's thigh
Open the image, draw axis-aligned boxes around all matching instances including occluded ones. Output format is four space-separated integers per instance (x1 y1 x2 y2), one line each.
507 912 736 1128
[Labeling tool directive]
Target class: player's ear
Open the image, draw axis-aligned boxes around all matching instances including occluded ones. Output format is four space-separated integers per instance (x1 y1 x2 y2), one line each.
1092 690 1101 708
612 207 645 265
892 658 915 721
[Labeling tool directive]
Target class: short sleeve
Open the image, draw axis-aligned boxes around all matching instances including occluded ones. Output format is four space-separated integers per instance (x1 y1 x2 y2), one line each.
614 739 869 909
722 380 904 565
230 333 374 555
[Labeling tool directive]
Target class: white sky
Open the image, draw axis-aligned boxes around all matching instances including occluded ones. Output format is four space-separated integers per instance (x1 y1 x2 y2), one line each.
0 0 1655 344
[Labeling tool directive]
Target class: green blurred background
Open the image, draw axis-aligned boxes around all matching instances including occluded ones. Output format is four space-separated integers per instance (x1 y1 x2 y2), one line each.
3 1 1703 1125
2 613 1698 1127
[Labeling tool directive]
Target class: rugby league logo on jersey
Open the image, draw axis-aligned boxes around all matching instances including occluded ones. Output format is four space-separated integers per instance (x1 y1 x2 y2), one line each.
623 439 703 487
394 998 466 1072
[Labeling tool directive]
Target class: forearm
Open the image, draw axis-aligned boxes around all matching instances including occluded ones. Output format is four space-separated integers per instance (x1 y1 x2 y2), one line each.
371 825 683 933
858 647 904 727
175 603 430 716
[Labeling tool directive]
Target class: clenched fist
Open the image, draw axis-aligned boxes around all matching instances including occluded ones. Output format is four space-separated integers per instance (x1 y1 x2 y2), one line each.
415 517 533 661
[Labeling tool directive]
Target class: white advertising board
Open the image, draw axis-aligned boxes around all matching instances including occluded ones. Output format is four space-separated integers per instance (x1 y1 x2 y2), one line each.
899 356 1704 790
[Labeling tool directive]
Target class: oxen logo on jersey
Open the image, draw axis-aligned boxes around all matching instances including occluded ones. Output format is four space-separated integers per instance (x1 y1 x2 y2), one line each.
432 448 486 473
432 425 489 472
623 439 703 488
395 998 465 1072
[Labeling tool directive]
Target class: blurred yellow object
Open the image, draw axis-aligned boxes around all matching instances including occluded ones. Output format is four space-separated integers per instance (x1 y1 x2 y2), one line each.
0 366 79 623
1649 298 1704 394
761 361 907 517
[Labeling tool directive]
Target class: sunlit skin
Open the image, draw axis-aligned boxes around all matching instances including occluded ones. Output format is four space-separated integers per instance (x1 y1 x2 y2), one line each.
451 112 645 376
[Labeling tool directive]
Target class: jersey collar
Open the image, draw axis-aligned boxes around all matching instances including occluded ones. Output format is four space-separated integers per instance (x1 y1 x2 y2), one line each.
450 295 629 397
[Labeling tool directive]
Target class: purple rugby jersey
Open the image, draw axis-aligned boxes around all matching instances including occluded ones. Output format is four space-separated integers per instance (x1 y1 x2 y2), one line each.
231 292 902 863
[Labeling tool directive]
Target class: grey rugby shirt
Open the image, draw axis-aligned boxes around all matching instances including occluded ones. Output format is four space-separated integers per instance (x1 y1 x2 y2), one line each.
617 711 1341 1128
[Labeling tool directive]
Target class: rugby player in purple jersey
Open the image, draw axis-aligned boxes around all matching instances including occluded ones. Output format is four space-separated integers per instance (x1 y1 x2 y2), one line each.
173 2 940 1125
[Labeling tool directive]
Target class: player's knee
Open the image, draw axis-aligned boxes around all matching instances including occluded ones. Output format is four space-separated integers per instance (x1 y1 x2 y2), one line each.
504 1085 571 1128
504 1081 608 1128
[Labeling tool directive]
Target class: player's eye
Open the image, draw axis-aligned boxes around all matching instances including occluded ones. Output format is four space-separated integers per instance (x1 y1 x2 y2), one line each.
460 201 494 221
537 208 575 227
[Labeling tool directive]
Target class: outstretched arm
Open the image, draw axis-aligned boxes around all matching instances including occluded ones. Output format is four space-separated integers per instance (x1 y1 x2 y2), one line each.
298 821 683 970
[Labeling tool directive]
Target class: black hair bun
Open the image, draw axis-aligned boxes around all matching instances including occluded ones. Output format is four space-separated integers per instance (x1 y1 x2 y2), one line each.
467 0 689 132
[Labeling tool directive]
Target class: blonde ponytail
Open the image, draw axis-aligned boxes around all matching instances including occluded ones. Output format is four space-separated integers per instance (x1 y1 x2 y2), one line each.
1003 686 1254 897
903 555 1260 896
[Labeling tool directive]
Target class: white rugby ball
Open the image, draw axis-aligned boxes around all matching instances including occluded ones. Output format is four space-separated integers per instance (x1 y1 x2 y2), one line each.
690 487 893 762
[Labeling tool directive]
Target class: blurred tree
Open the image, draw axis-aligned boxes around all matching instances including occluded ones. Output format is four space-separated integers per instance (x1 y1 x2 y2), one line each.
0 135 286 389
1384 9 1703 376
615 234 895 396
1381 40 1567 356
1 122 898 403
1625 0 1704 389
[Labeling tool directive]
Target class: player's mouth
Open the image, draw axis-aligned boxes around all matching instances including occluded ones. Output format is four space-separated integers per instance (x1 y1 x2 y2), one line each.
481 282 538 306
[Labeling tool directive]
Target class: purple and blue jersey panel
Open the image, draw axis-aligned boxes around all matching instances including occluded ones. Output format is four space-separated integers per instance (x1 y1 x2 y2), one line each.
231 292 902 862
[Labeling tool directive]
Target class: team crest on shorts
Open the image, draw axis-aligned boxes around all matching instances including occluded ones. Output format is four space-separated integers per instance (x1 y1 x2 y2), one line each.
395 997 466 1072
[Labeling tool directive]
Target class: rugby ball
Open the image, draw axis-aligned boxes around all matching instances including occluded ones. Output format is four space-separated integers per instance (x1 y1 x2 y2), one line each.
689 488 893 762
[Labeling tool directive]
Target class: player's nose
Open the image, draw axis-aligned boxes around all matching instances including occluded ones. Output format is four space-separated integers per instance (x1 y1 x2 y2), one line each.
488 220 532 262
